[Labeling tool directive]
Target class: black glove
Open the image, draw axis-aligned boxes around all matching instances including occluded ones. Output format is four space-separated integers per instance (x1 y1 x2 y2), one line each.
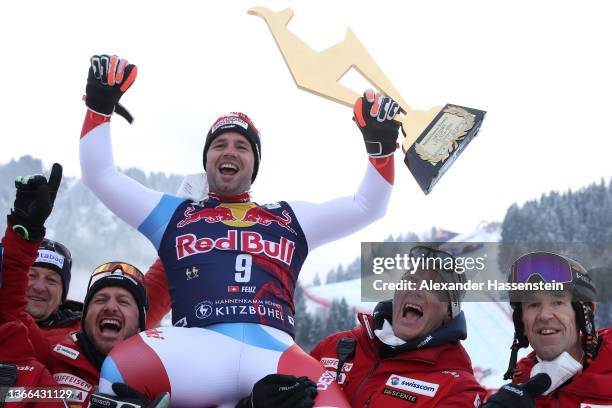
7 163 62 241
483 373 551 408
235 374 318 408
89 383 170 408
85 54 137 123
353 88 400 157
483 383 536 408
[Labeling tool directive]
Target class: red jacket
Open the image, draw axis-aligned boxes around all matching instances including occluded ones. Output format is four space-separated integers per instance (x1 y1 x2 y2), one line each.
0 313 65 408
512 329 612 407
1 229 100 408
311 313 486 407
40 319 82 346
40 320 81 344
1 229 169 404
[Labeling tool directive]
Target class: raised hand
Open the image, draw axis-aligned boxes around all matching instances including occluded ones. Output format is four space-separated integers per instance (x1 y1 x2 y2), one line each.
353 88 400 158
85 54 137 122
8 163 62 241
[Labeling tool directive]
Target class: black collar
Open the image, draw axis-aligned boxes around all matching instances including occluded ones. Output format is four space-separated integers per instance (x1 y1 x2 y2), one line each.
75 331 106 370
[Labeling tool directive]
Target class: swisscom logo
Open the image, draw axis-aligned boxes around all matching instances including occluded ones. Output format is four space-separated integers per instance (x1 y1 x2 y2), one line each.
385 375 439 397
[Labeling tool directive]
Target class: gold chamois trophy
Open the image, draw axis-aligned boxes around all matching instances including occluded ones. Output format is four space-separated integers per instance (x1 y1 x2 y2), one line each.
249 7 485 194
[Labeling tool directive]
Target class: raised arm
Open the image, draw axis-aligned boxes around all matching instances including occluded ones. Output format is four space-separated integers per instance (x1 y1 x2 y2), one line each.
289 90 398 251
1 165 62 364
80 55 184 249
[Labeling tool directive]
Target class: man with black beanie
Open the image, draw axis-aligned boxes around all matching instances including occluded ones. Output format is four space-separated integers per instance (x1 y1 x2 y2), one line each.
79 53 399 407
26 238 83 344
0 164 168 408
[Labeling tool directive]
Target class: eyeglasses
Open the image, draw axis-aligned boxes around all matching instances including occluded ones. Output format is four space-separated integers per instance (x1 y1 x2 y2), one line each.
88 262 145 292
510 252 573 284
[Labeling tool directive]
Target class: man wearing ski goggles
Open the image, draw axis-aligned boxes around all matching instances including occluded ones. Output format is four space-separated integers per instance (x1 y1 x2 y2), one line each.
510 252 594 299
0 165 169 408
83 262 149 355
484 251 612 408
89 262 146 288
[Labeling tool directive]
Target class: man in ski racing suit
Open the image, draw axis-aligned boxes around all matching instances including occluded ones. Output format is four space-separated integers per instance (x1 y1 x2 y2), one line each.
79 54 400 407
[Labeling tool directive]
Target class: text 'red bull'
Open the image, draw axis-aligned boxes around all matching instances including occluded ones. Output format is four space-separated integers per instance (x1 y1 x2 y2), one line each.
176 230 296 265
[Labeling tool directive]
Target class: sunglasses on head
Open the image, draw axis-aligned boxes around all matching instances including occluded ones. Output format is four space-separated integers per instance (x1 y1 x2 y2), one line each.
409 245 455 263
88 261 145 292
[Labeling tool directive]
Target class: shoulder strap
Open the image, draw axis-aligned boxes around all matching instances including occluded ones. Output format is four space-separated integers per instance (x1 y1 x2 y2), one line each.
0 362 17 408
335 337 357 383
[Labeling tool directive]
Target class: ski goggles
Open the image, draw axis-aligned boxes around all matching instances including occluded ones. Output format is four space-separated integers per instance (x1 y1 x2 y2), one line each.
510 252 574 284
87 261 145 292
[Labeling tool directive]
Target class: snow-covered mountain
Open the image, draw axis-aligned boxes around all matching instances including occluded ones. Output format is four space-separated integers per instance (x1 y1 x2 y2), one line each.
0 156 184 301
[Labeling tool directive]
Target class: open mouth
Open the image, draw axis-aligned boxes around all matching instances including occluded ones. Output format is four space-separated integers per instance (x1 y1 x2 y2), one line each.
219 163 239 175
402 303 424 319
28 295 48 302
538 328 560 336
99 318 122 334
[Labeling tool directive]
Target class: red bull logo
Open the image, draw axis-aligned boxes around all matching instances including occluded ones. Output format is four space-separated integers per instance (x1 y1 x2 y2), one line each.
177 206 237 228
241 207 297 235
176 204 297 235
176 230 296 265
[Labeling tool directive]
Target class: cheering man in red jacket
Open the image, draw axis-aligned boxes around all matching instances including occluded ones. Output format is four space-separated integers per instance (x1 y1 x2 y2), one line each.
0 165 168 408
311 246 486 407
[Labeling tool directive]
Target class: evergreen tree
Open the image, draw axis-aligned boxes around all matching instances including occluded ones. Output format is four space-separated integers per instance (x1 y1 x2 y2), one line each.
501 179 612 326
293 283 313 349
345 258 361 280
337 298 356 331
326 267 336 284
323 298 355 337
307 313 325 350
335 265 345 282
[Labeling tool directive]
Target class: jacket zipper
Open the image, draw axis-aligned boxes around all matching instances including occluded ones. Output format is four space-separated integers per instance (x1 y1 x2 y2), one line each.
351 360 380 407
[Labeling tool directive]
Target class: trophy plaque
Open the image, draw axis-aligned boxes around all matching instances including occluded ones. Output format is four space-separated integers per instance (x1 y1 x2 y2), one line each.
249 7 486 194
405 105 485 193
